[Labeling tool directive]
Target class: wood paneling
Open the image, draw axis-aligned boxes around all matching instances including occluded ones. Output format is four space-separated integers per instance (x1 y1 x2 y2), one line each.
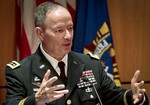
107 0 150 82
107 0 150 103
0 0 16 103
0 88 6 104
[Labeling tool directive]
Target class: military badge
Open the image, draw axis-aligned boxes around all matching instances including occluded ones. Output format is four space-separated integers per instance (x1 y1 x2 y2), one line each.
32 76 41 92
7 61 20 69
39 64 45 69
77 70 97 88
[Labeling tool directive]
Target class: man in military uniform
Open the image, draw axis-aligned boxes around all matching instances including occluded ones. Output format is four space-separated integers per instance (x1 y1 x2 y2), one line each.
5 1 148 105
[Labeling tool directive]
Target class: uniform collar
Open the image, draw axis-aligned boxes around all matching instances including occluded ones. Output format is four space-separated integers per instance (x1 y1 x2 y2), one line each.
40 44 68 74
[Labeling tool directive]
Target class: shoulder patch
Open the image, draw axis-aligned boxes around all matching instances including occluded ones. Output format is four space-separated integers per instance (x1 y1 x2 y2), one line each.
7 60 21 69
87 52 99 60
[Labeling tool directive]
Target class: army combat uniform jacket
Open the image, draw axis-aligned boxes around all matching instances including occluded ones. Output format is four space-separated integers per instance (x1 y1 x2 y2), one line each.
5 47 148 105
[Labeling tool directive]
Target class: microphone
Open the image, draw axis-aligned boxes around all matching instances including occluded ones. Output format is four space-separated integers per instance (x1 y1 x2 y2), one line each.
92 83 103 105
84 77 103 105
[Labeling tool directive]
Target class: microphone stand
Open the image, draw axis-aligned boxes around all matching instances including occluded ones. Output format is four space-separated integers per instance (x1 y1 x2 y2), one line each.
92 83 103 105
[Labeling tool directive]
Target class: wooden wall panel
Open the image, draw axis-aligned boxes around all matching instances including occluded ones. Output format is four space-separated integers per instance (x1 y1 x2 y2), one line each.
107 0 150 82
107 0 150 103
0 0 16 103
0 88 6 105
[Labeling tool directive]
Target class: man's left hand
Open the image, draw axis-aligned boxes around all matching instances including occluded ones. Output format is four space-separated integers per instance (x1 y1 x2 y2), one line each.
131 70 146 104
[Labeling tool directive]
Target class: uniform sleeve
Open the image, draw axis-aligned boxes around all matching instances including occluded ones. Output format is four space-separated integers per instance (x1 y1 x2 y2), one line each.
18 94 36 105
5 67 36 105
99 67 149 105
98 64 133 105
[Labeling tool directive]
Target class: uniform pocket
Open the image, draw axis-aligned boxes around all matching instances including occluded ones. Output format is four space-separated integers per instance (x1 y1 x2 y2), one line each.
77 87 97 102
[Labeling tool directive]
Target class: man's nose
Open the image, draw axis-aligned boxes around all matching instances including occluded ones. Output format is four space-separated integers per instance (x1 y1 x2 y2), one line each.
64 29 72 39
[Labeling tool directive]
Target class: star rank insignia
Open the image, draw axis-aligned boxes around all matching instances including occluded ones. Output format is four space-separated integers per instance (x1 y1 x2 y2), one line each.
7 61 20 69
77 70 97 88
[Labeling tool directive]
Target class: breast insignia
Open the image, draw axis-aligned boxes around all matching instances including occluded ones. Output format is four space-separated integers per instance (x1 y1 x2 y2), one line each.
7 61 20 69
87 52 99 60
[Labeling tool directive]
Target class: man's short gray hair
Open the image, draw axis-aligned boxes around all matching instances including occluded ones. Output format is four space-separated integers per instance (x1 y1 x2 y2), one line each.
34 2 64 29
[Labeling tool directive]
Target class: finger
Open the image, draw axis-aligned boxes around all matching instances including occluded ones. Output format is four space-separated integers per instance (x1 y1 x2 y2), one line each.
53 94 65 99
47 89 69 96
131 70 140 83
137 80 144 87
138 93 144 100
46 90 69 102
46 94 65 103
133 93 143 104
133 98 140 104
48 84 65 91
53 89 69 95
46 76 58 87
36 70 51 94
43 69 51 82
138 88 146 93
46 84 68 95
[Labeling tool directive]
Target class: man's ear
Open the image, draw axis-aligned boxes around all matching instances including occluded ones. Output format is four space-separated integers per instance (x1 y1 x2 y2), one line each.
35 27 44 41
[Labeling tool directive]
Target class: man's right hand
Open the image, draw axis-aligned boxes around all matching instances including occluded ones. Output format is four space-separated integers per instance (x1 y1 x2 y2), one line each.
35 69 69 105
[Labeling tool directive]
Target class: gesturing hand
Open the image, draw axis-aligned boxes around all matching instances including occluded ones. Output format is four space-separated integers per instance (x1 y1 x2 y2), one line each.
35 69 69 105
131 70 146 104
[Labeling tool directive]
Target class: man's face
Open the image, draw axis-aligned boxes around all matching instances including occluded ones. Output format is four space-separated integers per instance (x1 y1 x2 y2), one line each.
39 7 74 60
